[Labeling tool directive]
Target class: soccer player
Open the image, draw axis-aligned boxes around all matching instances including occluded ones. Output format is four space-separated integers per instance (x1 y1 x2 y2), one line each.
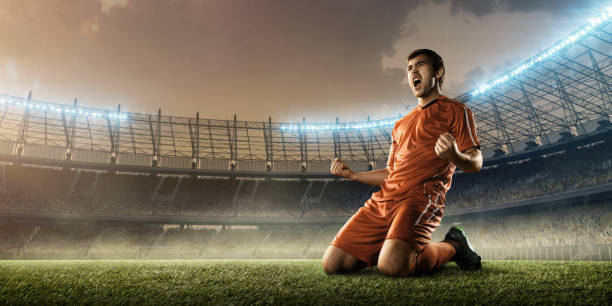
322 49 483 277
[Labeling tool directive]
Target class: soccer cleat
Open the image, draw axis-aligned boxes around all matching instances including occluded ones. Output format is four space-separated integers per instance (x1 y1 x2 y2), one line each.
443 226 482 271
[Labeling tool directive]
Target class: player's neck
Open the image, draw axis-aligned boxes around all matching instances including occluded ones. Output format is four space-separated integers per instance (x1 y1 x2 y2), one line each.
417 89 442 108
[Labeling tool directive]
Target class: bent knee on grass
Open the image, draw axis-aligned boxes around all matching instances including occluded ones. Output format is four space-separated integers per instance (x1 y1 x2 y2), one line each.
377 239 418 277
322 245 364 274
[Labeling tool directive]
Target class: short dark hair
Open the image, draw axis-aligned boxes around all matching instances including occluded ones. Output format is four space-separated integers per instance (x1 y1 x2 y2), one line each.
407 49 445 89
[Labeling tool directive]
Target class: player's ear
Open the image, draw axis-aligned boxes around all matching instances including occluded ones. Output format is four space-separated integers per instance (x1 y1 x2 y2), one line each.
435 66 444 89
435 66 444 79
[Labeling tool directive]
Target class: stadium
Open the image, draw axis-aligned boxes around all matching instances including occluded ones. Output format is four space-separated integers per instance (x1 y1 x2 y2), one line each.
1 2 612 305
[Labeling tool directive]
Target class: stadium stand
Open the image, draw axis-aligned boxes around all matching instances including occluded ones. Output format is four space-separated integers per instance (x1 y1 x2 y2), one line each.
0 138 610 217
0 13 611 261
448 139 612 209
0 138 611 261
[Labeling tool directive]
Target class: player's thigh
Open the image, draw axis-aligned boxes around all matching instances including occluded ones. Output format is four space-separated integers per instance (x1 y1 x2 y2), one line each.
387 196 443 254
378 200 432 276
330 202 389 267
322 245 365 274
377 239 418 276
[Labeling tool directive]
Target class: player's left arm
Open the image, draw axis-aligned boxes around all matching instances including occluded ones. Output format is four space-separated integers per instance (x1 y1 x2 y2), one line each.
435 133 482 173
436 104 483 173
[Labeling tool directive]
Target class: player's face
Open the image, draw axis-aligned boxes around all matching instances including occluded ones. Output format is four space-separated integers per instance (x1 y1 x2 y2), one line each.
407 54 437 98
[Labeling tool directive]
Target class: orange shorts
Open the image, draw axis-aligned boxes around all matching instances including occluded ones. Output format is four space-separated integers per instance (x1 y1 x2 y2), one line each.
331 192 445 267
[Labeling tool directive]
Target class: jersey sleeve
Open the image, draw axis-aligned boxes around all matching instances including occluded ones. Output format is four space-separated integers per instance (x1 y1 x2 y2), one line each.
451 104 481 152
386 125 398 169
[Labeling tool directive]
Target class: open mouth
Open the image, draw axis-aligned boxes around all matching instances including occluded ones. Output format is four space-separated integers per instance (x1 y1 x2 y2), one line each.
413 78 422 88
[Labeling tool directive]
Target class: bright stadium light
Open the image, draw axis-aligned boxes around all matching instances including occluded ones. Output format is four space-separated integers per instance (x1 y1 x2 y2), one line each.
279 116 399 131
471 7 612 97
0 94 130 120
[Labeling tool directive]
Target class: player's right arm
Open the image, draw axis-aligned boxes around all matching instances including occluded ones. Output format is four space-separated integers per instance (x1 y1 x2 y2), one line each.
330 158 389 186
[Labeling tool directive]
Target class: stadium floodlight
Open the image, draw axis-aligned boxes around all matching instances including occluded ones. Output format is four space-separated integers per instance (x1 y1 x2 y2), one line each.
471 7 612 97
279 116 399 131
0 94 130 120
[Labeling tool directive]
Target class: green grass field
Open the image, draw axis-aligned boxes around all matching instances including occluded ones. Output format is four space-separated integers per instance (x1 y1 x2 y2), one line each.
0 260 610 305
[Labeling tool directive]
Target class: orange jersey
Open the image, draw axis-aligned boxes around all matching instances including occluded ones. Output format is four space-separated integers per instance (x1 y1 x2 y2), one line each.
372 95 480 201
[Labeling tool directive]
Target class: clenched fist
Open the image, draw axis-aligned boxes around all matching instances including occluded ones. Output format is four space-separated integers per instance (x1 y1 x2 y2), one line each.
435 132 459 162
330 158 353 179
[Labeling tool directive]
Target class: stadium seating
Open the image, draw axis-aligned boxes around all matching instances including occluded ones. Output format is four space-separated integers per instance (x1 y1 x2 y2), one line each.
448 140 612 209
0 139 610 217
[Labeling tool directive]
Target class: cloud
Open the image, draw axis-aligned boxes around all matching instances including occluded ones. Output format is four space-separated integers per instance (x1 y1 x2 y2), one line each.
80 16 100 36
444 59 522 96
100 0 128 13
444 65 486 96
1 0 594 122
0 0 424 121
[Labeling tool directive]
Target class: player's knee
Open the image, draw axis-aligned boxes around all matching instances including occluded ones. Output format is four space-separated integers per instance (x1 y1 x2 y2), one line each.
377 262 402 277
322 261 339 275
321 256 341 274
321 249 341 274
378 239 418 277
377 257 413 277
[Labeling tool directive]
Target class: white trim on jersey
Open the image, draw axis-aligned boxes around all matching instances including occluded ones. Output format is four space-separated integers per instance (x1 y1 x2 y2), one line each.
462 105 478 148
425 193 441 223
414 193 440 226
414 195 432 226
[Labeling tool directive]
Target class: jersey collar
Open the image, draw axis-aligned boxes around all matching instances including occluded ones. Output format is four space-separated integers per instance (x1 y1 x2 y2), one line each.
417 95 445 111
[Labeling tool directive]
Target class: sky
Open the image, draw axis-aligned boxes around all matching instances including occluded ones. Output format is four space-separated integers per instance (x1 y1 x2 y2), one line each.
0 0 604 122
